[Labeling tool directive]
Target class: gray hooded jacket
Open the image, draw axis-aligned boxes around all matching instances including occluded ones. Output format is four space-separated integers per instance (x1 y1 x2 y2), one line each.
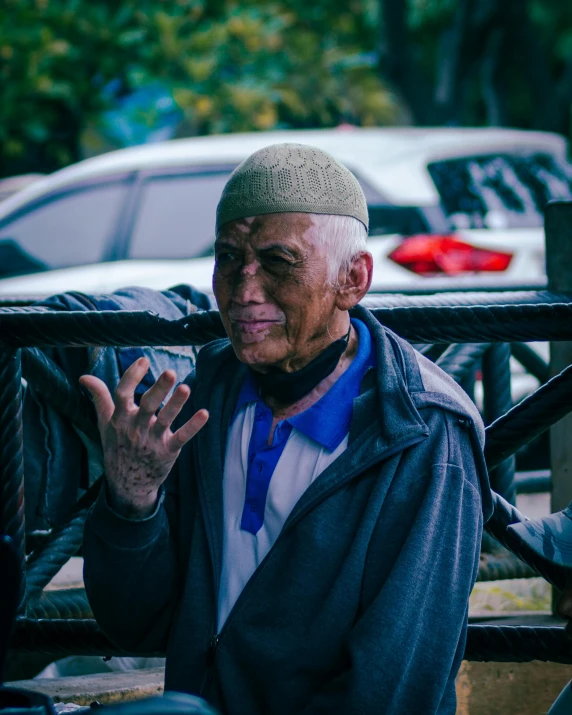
83 305 492 715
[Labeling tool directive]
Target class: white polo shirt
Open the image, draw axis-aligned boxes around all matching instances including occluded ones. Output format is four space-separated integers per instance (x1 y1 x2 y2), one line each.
217 318 375 628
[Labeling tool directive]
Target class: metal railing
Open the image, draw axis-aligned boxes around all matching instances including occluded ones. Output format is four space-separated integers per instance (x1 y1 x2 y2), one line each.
1 289 572 663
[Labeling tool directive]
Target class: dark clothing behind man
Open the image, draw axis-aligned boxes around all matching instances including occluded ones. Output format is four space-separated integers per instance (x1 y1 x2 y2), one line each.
83 306 492 715
24 285 210 533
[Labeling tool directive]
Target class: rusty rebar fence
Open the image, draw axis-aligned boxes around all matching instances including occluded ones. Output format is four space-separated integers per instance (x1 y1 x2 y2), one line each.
1 289 572 663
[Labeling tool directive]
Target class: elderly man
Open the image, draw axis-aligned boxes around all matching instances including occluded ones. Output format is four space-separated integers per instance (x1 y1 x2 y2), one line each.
82 144 492 715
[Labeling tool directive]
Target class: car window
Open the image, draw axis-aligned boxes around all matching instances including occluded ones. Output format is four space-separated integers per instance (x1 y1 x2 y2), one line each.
0 182 129 269
351 173 387 205
368 205 429 236
128 172 232 259
128 166 395 260
427 153 572 229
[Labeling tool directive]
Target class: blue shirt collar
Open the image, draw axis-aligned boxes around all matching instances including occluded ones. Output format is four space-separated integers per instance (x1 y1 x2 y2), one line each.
234 318 376 451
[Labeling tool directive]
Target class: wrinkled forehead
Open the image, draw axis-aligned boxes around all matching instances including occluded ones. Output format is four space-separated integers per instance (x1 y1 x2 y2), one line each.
215 212 318 246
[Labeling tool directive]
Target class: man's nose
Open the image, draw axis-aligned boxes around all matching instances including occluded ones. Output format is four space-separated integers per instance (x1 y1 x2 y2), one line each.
232 262 265 304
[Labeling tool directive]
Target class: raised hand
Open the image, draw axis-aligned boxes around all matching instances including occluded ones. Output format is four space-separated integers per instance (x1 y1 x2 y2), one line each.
80 357 208 518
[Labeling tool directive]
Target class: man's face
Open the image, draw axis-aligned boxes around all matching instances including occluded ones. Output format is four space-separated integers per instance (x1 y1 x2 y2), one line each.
213 213 339 372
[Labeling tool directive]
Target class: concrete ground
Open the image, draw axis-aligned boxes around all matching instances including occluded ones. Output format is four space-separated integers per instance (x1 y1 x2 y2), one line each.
470 492 553 617
8 668 165 705
45 557 84 591
9 661 571 714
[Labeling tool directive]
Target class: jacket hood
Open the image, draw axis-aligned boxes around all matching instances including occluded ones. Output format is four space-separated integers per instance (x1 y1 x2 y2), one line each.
351 306 485 444
352 305 491 519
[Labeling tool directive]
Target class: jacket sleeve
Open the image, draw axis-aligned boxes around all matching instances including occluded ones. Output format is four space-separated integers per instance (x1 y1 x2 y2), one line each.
82 481 181 654
82 371 198 655
299 410 484 715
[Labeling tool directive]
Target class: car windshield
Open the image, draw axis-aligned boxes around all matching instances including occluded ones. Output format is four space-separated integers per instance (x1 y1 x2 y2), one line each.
428 153 572 230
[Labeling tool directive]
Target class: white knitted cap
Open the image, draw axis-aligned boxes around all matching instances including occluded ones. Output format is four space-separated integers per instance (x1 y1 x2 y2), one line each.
216 143 369 233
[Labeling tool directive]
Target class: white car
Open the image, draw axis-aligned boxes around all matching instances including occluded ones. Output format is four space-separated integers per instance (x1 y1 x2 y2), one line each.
0 126 570 297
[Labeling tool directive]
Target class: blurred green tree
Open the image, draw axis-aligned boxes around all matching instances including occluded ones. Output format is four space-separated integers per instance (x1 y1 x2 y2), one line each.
144 1 401 135
3 0 572 178
0 1 151 175
0 0 400 176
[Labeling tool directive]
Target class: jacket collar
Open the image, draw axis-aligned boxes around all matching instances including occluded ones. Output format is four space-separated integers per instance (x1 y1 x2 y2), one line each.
231 317 376 452
195 305 429 445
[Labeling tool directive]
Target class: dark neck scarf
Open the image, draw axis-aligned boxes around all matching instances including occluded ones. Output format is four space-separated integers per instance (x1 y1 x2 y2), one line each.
251 325 351 404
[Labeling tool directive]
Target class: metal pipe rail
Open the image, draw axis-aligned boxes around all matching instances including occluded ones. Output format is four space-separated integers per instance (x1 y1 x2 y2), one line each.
478 552 536 582
21 348 99 443
510 343 550 384
3 291 572 662
485 363 572 470
483 344 517 504
515 471 551 495
435 343 489 385
3 294 572 347
361 289 572 308
24 479 102 606
8 618 572 664
0 349 25 608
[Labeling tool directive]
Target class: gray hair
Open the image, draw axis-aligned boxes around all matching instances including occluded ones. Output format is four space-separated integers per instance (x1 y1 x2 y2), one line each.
311 213 369 284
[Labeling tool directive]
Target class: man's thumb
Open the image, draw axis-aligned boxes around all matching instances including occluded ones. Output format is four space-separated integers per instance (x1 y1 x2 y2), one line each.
80 374 114 429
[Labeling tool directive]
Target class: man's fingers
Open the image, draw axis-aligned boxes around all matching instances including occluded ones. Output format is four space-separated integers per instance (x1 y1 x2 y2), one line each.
80 374 115 428
113 357 152 410
137 369 177 421
151 383 190 434
169 409 209 451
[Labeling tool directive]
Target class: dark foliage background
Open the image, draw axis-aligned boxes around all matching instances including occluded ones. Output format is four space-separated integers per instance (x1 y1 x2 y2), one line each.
2 0 572 177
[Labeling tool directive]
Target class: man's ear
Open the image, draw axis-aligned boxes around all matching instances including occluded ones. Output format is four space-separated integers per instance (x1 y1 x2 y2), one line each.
334 252 373 312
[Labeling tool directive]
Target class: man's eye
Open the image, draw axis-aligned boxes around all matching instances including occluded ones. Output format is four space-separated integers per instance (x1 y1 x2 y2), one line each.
265 255 291 266
216 252 236 263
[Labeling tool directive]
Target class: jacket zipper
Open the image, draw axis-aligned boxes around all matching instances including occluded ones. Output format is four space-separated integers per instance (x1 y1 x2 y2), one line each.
197 432 426 693
199 633 220 696
207 633 220 664
196 462 222 697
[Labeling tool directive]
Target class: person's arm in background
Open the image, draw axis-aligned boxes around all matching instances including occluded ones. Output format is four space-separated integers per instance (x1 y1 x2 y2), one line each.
299 410 483 715
23 284 209 527
82 359 208 653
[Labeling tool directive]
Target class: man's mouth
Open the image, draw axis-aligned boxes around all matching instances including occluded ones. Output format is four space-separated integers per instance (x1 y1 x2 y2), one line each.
232 319 279 335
